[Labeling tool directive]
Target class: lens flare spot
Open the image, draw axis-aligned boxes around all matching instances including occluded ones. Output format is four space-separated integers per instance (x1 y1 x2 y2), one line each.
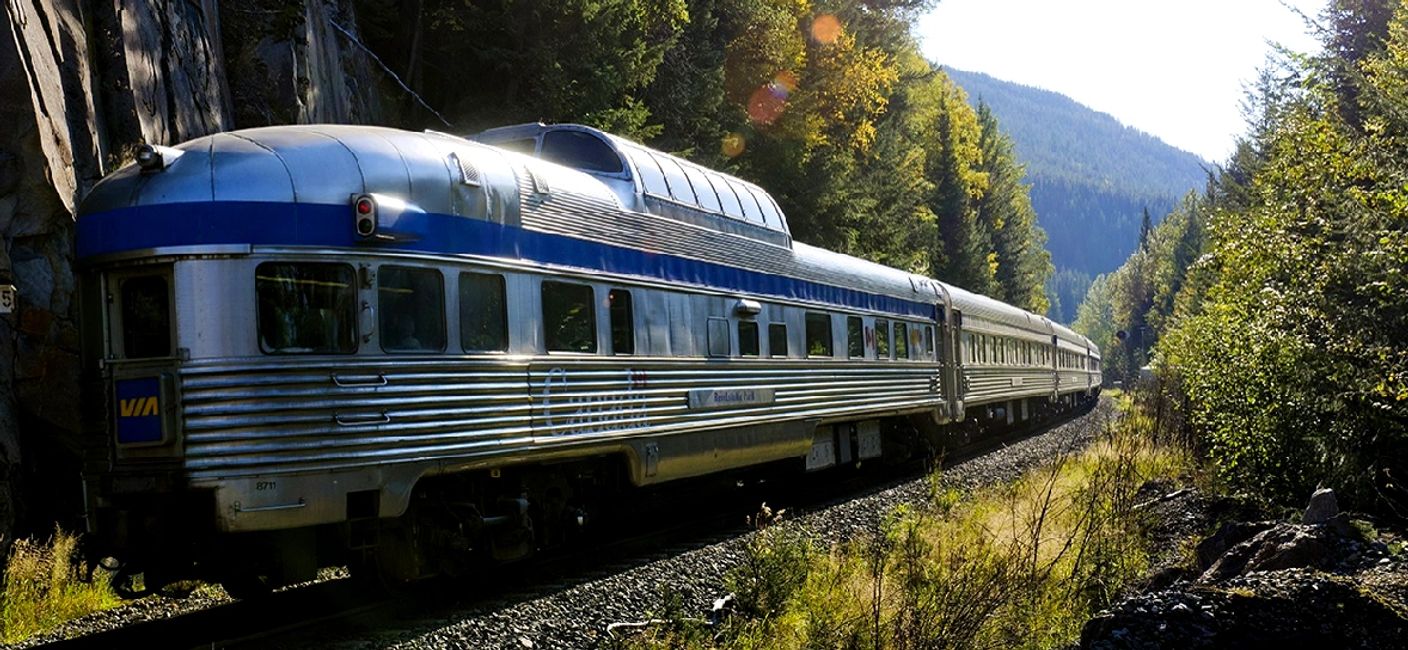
748 85 788 125
810 13 842 44
772 70 797 95
721 133 746 158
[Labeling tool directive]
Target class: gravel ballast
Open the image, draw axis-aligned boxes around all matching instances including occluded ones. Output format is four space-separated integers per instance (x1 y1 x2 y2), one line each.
318 402 1112 650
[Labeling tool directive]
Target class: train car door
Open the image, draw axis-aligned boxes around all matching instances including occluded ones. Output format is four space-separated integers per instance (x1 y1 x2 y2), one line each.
948 307 966 423
102 266 182 461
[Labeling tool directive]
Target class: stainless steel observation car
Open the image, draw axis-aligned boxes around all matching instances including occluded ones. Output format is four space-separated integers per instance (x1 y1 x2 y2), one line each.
75 123 1101 595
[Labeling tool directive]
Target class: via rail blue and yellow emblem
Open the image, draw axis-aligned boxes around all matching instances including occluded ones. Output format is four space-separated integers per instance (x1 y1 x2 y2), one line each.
115 377 163 444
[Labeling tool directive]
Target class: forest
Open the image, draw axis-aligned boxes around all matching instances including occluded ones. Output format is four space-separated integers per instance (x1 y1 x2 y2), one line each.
345 0 1054 311
1073 0 1408 511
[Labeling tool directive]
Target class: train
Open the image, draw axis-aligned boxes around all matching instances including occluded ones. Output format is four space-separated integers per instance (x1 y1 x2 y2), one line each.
74 122 1101 597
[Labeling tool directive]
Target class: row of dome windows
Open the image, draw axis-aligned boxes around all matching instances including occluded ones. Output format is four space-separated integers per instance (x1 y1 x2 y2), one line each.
491 129 786 231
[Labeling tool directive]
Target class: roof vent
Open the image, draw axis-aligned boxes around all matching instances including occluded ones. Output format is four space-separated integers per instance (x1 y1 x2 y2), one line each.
452 153 482 187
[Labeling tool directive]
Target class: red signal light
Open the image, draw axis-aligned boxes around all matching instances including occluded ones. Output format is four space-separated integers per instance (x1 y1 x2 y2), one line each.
352 194 377 238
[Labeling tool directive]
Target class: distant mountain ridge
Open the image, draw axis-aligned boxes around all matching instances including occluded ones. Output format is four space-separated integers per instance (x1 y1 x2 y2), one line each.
943 68 1208 322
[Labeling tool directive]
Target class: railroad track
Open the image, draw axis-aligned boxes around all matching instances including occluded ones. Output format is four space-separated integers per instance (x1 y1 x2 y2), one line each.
37 408 1095 650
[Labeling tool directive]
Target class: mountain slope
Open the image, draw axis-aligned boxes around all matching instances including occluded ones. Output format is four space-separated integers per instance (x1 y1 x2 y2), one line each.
944 68 1208 322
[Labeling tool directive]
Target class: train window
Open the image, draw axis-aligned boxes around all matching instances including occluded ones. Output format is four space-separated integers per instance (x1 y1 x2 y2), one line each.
805 313 833 357
119 275 172 359
749 187 780 227
625 147 670 197
734 181 764 224
768 323 788 357
682 165 722 212
379 266 446 353
256 263 357 354
657 157 697 203
459 272 508 352
875 319 890 359
542 281 597 353
925 326 936 360
711 172 744 218
707 318 730 357
847 316 864 358
739 321 760 356
608 289 635 355
962 332 973 364
541 131 624 174
894 322 909 360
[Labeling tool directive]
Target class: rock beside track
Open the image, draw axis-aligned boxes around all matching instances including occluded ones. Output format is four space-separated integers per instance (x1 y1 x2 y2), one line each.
1080 487 1408 649
339 402 1112 650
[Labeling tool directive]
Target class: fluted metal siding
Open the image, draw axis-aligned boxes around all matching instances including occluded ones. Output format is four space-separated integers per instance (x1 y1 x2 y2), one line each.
177 355 941 480
962 366 1058 405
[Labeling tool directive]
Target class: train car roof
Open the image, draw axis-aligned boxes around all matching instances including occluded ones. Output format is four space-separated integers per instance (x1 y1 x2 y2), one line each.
473 123 791 245
946 284 1053 342
790 242 943 310
78 124 573 220
75 123 1099 353
1052 320 1095 354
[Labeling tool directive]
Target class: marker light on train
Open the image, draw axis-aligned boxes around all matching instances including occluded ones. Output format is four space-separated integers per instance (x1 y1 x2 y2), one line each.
135 143 182 172
352 194 377 237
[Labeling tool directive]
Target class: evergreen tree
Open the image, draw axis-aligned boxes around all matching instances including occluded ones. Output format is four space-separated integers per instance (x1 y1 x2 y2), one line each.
1138 206 1153 251
974 102 1052 312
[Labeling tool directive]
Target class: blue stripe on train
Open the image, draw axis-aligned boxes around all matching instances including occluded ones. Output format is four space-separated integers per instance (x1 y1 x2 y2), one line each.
77 201 936 318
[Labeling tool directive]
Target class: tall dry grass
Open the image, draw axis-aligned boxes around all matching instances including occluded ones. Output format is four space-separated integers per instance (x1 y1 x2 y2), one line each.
0 528 122 643
617 396 1192 649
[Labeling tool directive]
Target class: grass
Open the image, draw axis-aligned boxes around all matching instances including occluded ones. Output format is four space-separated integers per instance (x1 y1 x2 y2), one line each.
0 528 123 643
616 397 1192 649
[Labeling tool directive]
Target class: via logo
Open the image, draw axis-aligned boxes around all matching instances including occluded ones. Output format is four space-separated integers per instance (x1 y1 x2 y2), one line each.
119 396 160 418
115 377 164 444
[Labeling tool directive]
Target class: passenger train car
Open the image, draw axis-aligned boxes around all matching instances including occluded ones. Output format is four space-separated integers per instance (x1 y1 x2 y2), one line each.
75 123 1100 596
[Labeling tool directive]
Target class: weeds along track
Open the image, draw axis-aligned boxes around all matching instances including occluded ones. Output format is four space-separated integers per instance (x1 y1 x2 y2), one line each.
23 404 1107 650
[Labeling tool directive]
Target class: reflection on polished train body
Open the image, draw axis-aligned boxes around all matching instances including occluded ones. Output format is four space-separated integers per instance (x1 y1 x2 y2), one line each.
76 123 1100 596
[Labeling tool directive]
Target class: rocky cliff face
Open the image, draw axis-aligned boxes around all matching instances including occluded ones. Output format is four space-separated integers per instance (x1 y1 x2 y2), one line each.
0 0 388 539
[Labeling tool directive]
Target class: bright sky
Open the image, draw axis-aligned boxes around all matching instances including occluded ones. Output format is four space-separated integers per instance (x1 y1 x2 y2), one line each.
917 0 1325 162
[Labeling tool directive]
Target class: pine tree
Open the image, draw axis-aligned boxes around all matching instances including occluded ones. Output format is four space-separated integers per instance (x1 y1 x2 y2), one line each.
1138 206 1153 251
974 102 1052 312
